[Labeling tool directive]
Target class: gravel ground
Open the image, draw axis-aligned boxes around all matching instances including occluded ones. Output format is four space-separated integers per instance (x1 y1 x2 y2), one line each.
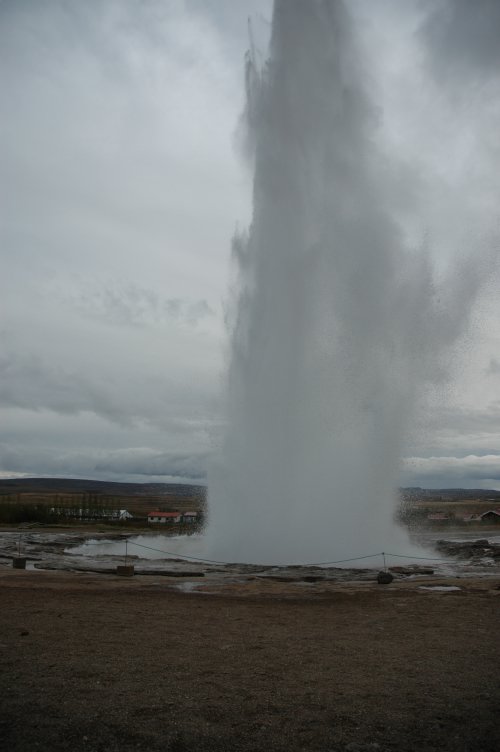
0 568 499 752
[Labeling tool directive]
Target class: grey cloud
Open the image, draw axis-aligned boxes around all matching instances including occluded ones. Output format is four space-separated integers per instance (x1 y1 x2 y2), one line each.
93 448 208 480
424 402 500 434
58 282 215 329
402 453 500 488
186 0 271 47
0 338 219 433
0 442 208 482
184 300 215 325
1 0 499 490
0 0 240 483
404 401 500 460
486 358 500 375
0 349 130 425
0 0 245 290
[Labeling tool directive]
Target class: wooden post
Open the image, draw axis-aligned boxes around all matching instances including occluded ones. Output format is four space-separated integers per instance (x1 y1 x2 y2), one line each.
116 565 134 576
116 539 134 576
13 534 26 568
377 571 393 584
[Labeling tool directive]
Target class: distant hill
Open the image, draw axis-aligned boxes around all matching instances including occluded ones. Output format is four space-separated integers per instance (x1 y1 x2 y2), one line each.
0 477 205 497
1 478 499 501
401 487 500 500
0 478 207 518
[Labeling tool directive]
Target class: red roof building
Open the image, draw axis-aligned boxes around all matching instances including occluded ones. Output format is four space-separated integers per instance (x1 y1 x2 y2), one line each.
147 511 182 524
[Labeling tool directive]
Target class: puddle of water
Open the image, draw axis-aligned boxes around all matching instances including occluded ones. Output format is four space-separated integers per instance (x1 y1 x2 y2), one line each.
68 534 205 560
419 585 462 592
174 581 203 593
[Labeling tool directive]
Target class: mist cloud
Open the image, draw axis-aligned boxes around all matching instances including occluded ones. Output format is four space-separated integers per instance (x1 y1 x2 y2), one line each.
1 0 499 488
420 0 500 83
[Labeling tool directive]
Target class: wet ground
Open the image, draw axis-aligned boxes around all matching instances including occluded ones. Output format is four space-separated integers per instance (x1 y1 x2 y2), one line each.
1 561 499 752
1 528 499 751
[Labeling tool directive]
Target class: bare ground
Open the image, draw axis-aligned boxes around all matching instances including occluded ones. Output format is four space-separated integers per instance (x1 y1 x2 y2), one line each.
0 569 499 752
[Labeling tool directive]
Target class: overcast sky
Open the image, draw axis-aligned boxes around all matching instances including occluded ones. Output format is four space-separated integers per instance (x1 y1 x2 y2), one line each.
1 0 499 488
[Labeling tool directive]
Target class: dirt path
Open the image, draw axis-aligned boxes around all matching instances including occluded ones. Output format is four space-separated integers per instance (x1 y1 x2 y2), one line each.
1 569 499 752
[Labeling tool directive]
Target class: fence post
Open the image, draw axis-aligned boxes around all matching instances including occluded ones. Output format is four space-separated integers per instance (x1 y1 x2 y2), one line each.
116 538 134 576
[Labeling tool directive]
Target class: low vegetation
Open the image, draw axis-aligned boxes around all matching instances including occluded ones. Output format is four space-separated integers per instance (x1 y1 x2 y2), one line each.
0 478 206 528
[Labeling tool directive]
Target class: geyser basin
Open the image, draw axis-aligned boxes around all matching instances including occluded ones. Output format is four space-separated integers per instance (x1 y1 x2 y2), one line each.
204 0 482 565
33 531 500 582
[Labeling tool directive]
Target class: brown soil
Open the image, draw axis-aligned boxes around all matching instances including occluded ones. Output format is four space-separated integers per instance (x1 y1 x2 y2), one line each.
1 569 499 752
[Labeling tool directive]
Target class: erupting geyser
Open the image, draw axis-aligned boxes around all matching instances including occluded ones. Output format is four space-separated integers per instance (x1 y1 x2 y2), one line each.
205 0 482 564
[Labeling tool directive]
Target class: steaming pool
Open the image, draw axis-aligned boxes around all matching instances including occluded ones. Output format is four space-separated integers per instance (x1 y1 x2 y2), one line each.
68 530 500 562
1 530 498 592
70 534 206 560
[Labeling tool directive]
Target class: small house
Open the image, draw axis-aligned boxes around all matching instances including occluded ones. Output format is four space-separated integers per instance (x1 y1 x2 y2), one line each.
182 511 198 523
147 511 182 524
106 509 133 521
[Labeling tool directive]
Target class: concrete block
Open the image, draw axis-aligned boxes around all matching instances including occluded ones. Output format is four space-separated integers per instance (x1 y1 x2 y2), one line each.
377 571 393 584
116 565 134 577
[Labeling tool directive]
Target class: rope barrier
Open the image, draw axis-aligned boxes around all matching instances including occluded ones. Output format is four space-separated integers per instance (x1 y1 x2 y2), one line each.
127 540 233 566
384 552 450 562
79 538 451 566
305 553 384 566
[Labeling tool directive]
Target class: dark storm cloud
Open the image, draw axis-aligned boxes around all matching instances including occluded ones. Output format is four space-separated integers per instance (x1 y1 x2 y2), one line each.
93 448 208 479
402 454 500 488
0 442 208 482
420 0 500 82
